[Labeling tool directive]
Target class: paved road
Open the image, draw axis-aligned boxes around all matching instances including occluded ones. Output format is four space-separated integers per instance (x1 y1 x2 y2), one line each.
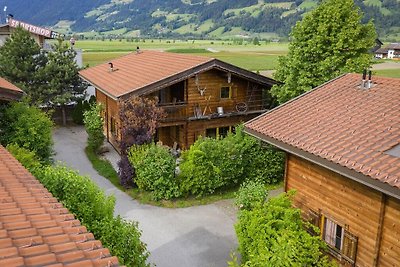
52 126 238 267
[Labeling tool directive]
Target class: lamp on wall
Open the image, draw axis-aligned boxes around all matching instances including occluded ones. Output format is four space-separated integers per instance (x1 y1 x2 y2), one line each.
227 72 231 84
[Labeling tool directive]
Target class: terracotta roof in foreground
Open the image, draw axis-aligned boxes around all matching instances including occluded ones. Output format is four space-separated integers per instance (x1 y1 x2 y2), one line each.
0 146 122 267
245 73 400 192
79 50 213 99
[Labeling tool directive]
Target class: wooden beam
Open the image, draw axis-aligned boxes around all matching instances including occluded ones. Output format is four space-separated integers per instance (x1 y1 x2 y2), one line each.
373 193 387 266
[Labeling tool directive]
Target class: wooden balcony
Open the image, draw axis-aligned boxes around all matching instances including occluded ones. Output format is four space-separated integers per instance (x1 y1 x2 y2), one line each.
158 102 188 121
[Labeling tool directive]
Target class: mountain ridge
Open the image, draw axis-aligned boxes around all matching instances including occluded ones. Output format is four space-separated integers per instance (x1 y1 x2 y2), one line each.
2 0 400 39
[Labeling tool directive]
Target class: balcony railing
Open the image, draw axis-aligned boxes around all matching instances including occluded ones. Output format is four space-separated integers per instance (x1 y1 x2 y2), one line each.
158 102 187 121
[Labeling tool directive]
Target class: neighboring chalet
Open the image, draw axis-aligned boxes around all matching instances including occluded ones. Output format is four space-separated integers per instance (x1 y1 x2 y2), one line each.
245 73 400 266
375 43 400 60
0 76 23 103
0 146 122 266
80 50 277 150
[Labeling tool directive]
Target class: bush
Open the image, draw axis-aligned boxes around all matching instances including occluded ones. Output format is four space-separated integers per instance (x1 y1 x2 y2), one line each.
235 181 268 211
179 138 224 197
1 102 53 162
118 154 135 188
235 191 335 266
129 143 181 200
92 216 150 267
83 103 104 153
179 125 285 197
37 165 115 226
34 165 149 267
72 99 91 125
6 144 42 173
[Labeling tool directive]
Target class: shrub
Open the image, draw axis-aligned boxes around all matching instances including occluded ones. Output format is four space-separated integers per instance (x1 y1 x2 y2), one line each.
34 165 149 267
179 138 224 197
179 125 285 197
235 181 268 211
6 144 42 173
83 103 104 153
235 191 336 266
117 154 135 188
92 216 150 267
1 102 53 162
37 165 115 226
129 143 181 200
72 99 92 125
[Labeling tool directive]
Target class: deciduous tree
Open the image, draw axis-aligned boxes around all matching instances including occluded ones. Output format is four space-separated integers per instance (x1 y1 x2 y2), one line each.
117 96 165 187
271 0 376 103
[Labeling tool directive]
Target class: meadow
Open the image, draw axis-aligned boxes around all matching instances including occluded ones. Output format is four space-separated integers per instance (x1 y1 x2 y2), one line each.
76 39 400 78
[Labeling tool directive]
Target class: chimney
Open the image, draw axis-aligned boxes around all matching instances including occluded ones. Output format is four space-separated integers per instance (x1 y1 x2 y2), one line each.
361 69 367 89
367 70 373 89
108 62 113 72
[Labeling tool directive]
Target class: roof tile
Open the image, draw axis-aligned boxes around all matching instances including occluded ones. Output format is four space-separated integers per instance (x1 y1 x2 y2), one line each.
246 74 400 190
0 146 122 266
80 50 213 98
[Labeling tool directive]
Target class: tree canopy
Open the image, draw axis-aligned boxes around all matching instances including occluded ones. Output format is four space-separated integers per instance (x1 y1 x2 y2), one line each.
271 0 376 103
0 27 46 103
0 27 86 122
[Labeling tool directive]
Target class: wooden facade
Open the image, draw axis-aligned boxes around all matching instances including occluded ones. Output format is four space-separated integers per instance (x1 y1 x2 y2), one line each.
286 155 400 266
97 67 274 151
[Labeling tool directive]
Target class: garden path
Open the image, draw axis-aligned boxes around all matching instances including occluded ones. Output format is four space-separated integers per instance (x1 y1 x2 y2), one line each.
53 126 238 267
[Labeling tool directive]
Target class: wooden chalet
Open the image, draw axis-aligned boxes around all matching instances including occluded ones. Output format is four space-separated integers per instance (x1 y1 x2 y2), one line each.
0 77 23 103
80 50 277 150
245 73 400 266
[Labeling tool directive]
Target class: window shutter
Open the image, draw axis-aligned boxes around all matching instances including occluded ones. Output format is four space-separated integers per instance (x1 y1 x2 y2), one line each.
306 209 320 235
342 230 358 265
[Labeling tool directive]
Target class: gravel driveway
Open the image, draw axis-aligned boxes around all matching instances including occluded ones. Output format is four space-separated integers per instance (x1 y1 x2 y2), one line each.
52 126 238 267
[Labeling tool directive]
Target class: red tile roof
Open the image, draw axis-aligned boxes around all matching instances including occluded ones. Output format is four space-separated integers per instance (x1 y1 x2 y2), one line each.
0 77 22 93
0 77 23 101
245 73 400 191
0 146 122 267
79 50 213 99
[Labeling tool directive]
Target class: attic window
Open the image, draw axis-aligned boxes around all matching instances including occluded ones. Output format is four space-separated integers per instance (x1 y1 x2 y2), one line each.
385 144 400 158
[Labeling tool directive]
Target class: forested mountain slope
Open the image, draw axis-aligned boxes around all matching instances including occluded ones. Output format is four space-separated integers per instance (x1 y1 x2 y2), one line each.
3 0 400 39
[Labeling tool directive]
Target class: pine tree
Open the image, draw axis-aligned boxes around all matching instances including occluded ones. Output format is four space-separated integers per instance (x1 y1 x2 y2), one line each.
0 27 46 103
271 0 376 103
43 40 87 125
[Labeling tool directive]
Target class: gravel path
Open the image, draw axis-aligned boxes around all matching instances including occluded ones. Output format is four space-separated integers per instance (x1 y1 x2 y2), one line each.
52 126 238 267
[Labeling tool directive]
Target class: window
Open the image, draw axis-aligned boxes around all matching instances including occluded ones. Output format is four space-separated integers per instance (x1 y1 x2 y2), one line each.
320 215 358 265
206 126 234 139
220 86 231 99
110 116 117 137
323 217 344 250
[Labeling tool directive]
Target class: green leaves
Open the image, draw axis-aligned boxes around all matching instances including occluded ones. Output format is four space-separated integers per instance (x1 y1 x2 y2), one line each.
128 143 181 200
2 102 53 162
272 0 377 104
235 192 336 267
83 103 104 153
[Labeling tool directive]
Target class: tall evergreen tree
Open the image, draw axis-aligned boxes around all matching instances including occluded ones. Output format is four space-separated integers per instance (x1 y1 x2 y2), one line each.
271 0 376 104
43 41 87 125
0 27 46 103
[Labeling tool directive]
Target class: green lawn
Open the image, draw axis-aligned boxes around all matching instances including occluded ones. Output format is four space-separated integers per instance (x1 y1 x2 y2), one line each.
374 68 400 78
78 39 288 70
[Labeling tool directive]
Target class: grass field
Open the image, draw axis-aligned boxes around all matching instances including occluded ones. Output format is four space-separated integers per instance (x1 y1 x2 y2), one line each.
78 39 400 77
77 39 288 70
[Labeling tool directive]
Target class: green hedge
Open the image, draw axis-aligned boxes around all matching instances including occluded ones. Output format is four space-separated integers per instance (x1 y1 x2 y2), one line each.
179 125 285 197
128 143 181 200
83 103 104 153
1 102 53 162
234 191 336 267
8 147 149 267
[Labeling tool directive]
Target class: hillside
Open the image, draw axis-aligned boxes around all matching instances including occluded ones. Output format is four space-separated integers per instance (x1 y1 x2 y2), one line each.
3 0 400 39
